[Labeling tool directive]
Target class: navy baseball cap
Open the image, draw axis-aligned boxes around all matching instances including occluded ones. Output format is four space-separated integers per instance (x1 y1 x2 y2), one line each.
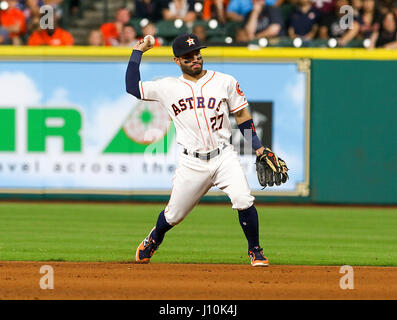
172 33 207 57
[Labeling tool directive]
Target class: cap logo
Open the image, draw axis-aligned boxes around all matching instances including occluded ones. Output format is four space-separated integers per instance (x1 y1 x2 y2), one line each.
186 37 195 46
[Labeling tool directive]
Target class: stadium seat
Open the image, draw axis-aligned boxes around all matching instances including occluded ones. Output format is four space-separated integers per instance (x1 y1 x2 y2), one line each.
225 21 244 37
129 18 143 36
208 35 228 44
156 20 188 39
205 20 226 38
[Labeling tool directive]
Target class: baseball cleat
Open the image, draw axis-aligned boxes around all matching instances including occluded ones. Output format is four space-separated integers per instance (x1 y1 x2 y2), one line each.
248 246 269 267
135 227 159 263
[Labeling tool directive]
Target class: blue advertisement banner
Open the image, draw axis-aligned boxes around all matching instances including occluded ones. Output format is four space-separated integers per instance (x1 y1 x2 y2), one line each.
0 60 308 195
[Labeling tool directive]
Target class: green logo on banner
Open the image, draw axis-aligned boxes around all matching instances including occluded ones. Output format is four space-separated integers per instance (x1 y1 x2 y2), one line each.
27 108 82 152
0 107 82 152
103 101 175 154
0 108 16 151
0 103 175 154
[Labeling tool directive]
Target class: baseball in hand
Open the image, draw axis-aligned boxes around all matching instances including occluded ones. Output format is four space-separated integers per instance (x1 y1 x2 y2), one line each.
144 35 155 46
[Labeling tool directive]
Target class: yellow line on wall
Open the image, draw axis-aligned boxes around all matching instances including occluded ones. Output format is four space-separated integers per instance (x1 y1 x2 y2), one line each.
1 46 397 60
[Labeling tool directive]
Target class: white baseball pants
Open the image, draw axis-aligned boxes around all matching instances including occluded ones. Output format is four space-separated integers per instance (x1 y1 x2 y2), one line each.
164 145 255 226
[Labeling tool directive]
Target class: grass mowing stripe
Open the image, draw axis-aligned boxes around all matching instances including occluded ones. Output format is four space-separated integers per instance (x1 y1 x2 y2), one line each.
0 203 396 266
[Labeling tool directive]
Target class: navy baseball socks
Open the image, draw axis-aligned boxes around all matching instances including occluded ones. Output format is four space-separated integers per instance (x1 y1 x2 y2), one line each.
137 207 268 266
135 210 173 263
151 210 173 244
238 205 269 267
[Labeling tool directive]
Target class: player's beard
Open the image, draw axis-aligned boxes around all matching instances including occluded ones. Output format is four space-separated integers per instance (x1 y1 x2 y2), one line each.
181 60 203 77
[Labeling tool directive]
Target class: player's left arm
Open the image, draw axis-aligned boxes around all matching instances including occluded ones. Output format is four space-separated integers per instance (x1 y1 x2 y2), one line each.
235 107 289 186
233 108 265 157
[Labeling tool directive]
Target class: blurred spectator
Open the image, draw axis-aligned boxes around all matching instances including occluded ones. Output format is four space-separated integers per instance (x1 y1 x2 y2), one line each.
88 29 104 46
287 0 320 40
161 0 197 24
192 23 208 43
43 0 63 20
0 0 26 45
139 21 163 46
100 7 131 46
235 26 249 43
265 0 285 7
243 0 283 41
273 0 285 7
0 26 10 44
18 0 42 18
287 0 299 5
369 10 397 47
119 24 138 47
17 0 45 35
352 0 363 16
378 0 394 14
312 0 336 15
67 0 80 17
359 0 381 38
202 0 230 24
226 0 253 22
318 0 361 46
134 0 163 22
226 0 283 23
27 13 73 45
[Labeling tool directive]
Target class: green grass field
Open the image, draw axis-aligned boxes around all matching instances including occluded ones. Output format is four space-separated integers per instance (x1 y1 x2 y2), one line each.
0 202 397 266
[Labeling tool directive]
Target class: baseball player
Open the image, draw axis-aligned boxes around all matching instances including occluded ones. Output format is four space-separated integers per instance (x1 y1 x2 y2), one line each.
126 33 288 267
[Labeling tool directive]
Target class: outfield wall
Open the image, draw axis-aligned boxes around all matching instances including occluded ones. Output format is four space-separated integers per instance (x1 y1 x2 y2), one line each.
0 47 396 204
310 59 397 204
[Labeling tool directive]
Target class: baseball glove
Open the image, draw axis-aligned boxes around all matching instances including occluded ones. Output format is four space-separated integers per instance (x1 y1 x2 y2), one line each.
256 147 289 188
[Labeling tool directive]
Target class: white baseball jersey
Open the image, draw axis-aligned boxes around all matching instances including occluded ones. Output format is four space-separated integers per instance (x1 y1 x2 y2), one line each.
139 70 248 153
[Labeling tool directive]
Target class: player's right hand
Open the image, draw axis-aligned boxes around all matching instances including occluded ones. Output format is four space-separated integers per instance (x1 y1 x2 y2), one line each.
134 38 154 53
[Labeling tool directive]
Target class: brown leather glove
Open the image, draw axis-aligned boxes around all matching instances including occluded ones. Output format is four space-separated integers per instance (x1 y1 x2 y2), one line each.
256 147 289 188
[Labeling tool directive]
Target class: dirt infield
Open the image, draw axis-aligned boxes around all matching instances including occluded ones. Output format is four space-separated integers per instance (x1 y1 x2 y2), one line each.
0 261 396 300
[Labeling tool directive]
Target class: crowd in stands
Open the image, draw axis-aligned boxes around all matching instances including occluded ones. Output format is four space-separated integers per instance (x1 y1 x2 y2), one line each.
1 0 396 48
0 0 78 45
